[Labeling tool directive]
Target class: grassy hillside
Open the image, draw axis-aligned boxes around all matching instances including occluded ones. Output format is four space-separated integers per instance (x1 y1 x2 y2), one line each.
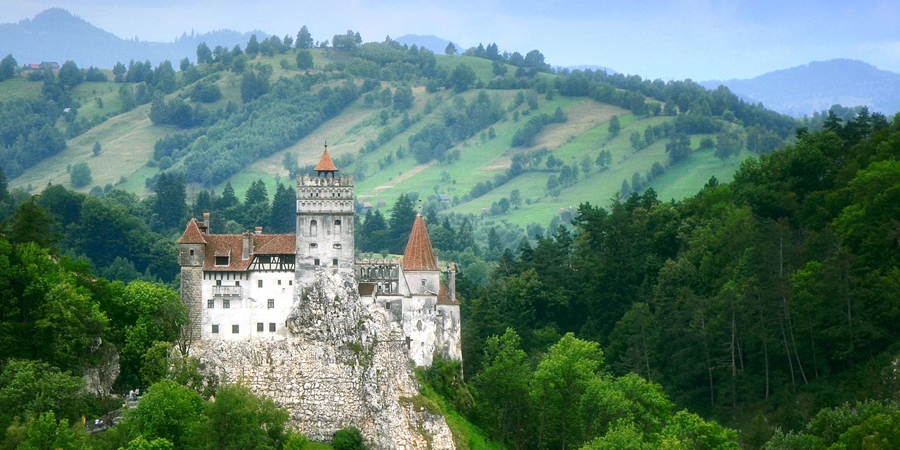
5 46 774 230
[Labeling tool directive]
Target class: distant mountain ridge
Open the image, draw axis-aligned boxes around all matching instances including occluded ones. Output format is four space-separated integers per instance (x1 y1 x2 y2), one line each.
701 59 900 117
394 34 454 54
0 8 266 68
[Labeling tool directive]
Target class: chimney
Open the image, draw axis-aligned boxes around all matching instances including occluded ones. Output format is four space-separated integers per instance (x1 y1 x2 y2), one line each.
449 264 456 301
255 226 263 234
201 212 210 234
242 231 251 260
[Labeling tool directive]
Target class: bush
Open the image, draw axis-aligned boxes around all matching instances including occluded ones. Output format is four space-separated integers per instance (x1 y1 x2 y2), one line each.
70 162 92 188
333 427 365 450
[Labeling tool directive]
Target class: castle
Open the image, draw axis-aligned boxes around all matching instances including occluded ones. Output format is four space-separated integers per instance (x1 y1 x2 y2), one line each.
178 148 462 367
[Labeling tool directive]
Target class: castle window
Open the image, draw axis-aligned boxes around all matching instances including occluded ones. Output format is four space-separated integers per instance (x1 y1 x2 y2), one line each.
190 249 194 256
278 279 282 285
235 281 240 286
289 280 293 285
333 243 341 249
333 258 339 267
310 220 318 237
268 299 274 309
212 325 219 334
232 325 239 334
258 280 263 288
310 243 318 249
257 323 264 332
208 299 214 308
334 219 342 234
269 323 276 332
314 259 320 266
215 256 229 266
216 279 221 286
223 299 230 308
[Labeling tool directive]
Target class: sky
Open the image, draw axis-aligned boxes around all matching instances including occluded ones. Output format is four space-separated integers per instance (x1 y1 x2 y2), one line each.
2 0 899 81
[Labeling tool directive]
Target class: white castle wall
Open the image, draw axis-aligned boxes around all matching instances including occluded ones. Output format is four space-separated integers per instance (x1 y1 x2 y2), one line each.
190 272 455 450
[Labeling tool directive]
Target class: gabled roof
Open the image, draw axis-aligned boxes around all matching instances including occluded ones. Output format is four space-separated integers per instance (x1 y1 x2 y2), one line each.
438 282 460 305
201 233 297 271
402 213 438 271
314 148 338 172
178 219 207 244
254 234 296 255
358 282 375 297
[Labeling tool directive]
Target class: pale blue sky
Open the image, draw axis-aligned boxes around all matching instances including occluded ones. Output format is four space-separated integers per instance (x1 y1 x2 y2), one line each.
2 0 898 80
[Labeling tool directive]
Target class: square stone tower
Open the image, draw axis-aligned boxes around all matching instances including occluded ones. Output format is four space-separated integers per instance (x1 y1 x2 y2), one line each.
295 146 355 290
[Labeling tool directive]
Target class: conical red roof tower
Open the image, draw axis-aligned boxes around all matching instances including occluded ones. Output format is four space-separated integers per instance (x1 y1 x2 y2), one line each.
314 145 338 175
402 213 438 271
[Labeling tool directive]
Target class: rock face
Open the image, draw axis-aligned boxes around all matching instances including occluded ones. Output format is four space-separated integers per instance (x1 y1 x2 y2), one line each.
190 271 455 450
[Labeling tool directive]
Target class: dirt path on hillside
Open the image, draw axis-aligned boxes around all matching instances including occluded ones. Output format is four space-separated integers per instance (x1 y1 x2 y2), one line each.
358 161 435 200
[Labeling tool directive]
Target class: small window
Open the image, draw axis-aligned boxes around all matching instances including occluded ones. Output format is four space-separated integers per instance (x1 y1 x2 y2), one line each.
334 219 342 234
310 220 318 237
333 243 341 249
207 299 214 308
314 259 320 266
333 258 339 267
190 249 194 256
232 325 239 334
268 299 274 309
310 243 318 249
278 280 282 285
212 324 219 334
215 256 229 266
258 280 263 288
289 280 293 285
421 279 426 286
269 323 276 332
257 322 264 332
235 280 240 286
223 298 230 309
216 279 222 286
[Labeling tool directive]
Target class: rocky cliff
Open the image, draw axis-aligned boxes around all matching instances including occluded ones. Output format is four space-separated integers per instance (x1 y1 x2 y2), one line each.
189 271 455 450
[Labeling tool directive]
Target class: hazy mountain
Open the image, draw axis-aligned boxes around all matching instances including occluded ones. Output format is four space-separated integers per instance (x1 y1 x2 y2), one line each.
563 65 618 74
0 8 265 68
395 34 454 54
701 59 900 117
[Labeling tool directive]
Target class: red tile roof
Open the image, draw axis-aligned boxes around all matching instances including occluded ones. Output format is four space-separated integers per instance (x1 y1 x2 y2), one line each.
402 213 438 271
254 234 296 254
438 282 460 305
314 148 338 172
358 282 375 297
179 219 207 244
201 233 297 271
203 235 250 271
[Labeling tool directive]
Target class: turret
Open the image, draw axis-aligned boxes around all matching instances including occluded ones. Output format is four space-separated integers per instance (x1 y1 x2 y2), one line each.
296 144 356 289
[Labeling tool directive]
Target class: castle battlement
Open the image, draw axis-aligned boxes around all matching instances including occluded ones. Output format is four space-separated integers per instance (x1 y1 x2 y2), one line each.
178 147 461 368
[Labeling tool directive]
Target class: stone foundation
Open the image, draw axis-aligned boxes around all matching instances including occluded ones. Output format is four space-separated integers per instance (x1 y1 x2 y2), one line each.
189 272 455 450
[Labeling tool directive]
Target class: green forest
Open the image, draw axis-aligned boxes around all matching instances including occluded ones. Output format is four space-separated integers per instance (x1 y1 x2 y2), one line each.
0 26 899 450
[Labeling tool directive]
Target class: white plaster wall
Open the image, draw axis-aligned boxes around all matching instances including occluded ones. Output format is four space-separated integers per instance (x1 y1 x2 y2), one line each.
201 271 295 340
402 295 439 367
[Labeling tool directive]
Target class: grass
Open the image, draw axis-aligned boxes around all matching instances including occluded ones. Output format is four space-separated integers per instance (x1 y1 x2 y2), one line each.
414 372 504 450
0 76 43 101
6 53 751 229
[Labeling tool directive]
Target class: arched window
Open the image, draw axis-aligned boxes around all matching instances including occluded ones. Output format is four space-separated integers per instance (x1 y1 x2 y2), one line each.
334 219 342 235
310 219 318 237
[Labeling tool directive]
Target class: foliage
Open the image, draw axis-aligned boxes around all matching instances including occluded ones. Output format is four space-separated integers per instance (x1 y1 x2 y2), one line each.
333 427 366 450
0 360 85 432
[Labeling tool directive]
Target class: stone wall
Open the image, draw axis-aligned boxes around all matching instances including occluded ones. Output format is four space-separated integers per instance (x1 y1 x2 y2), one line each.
181 266 203 340
189 271 455 450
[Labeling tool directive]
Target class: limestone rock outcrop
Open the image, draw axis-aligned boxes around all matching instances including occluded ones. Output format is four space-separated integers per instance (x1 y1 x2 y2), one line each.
190 271 455 450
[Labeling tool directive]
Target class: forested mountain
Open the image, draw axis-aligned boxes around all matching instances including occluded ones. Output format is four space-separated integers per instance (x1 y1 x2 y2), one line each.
0 8 264 68
701 59 900 117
